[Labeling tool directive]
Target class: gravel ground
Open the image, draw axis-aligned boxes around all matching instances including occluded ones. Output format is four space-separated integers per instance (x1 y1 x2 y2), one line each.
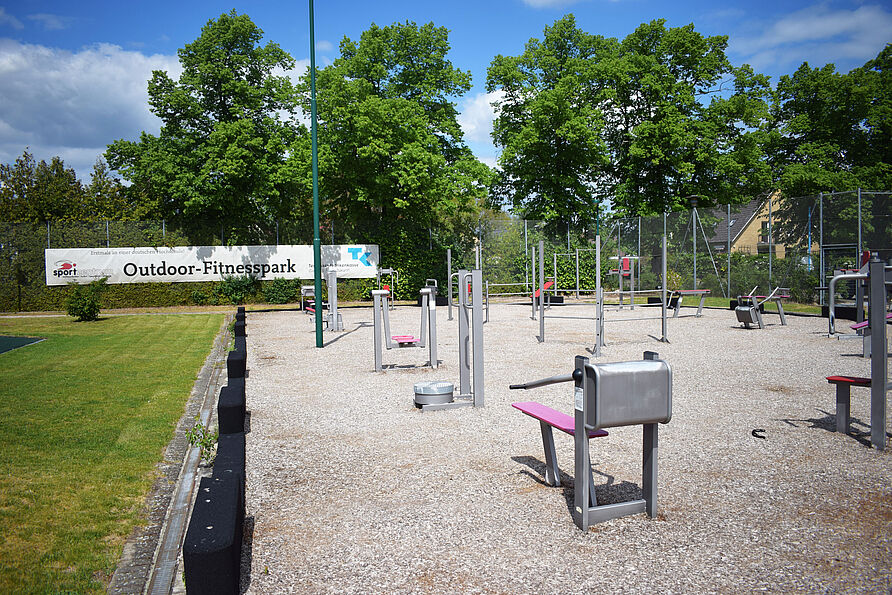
240 301 891 594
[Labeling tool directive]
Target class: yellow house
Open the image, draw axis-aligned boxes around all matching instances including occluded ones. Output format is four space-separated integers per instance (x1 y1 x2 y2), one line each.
708 191 793 258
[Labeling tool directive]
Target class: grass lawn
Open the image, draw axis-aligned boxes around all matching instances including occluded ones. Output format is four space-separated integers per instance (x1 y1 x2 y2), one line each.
0 313 224 594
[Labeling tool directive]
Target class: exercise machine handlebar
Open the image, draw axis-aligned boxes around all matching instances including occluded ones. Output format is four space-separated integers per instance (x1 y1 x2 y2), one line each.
509 369 582 390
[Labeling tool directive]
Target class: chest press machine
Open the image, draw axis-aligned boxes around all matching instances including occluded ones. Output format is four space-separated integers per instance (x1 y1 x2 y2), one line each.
511 352 672 530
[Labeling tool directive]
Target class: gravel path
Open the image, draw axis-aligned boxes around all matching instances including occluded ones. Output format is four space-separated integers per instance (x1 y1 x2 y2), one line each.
241 302 891 593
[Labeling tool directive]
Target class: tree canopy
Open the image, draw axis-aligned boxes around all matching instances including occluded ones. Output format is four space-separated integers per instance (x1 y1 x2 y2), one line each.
0 150 129 223
768 44 892 249
488 16 772 224
298 21 492 237
106 11 303 237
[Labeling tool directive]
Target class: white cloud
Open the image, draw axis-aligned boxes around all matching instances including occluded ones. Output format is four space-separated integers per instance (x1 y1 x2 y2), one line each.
26 13 71 31
0 7 23 30
458 89 505 144
0 39 181 180
315 40 334 52
730 3 892 72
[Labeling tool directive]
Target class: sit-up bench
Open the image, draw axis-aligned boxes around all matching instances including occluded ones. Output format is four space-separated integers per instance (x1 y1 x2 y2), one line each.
670 289 710 318
826 375 871 434
511 352 672 530
511 401 607 501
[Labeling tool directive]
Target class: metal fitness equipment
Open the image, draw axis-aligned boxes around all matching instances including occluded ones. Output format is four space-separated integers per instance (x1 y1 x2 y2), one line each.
735 286 790 329
325 269 343 331
825 256 890 450
372 286 437 372
416 269 484 411
377 268 399 309
301 269 343 331
510 351 672 529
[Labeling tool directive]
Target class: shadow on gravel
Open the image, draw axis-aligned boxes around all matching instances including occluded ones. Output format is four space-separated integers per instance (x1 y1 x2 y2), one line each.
239 515 255 594
511 455 643 517
778 411 890 448
322 321 369 347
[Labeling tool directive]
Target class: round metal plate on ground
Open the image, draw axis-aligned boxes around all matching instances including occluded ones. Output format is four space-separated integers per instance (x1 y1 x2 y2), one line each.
413 381 454 407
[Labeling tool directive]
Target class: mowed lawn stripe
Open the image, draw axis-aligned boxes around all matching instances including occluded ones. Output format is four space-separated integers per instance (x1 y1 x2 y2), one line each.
0 313 224 594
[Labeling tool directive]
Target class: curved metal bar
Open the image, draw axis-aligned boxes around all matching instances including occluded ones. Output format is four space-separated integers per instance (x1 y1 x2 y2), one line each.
828 272 867 335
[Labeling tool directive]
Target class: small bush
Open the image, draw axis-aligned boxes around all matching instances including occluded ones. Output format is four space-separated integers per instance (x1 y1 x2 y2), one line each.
263 278 298 304
218 274 258 305
66 278 107 321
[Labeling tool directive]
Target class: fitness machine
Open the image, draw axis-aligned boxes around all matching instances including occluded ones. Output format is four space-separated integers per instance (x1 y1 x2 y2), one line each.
301 269 343 331
414 269 484 411
510 352 672 529
372 285 437 372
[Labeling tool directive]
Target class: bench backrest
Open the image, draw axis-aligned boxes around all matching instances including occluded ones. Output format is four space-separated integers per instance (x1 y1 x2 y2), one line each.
582 360 672 430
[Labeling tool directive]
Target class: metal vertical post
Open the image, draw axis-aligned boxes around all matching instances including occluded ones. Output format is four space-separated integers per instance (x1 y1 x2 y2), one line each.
309 0 324 348
573 355 591 530
458 270 471 397
857 188 862 256
661 213 668 343
727 204 731 298
692 208 697 290
868 258 886 450
637 217 641 295
524 220 529 293
372 290 385 371
768 194 773 286
47 222 50 248
162 219 166 239
642 423 658 517
553 253 557 295
106 221 110 248
538 239 545 342
447 248 453 321
276 221 279 245
819 193 824 306
531 244 537 320
575 248 580 299
470 268 484 407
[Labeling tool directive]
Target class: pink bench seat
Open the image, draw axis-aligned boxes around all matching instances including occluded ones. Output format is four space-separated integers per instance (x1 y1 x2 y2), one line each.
512 401 607 491
826 375 872 434
512 401 608 439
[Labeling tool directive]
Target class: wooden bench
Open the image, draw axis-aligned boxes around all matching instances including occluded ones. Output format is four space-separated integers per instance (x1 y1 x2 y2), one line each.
512 401 607 500
826 375 871 434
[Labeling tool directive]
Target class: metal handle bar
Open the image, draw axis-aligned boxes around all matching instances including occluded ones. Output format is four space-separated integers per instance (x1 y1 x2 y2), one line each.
828 272 867 335
509 369 582 390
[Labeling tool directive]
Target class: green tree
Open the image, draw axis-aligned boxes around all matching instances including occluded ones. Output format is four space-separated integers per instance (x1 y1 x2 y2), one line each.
299 21 490 237
487 15 612 228
106 11 304 240
768 45 892 249
488 17 771 222
0 150 85 222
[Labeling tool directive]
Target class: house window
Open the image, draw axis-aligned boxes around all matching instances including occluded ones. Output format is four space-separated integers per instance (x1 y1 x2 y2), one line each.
759 221 771 244
757 244 776 256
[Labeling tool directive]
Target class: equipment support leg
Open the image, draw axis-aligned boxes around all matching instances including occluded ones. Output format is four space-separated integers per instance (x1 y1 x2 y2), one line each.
539 422 560 487
835 384 851 434
776 300 787 325
643 423 658 518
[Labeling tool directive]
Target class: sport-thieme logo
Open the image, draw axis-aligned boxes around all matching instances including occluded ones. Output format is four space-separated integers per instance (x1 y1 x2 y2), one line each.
53 260 77 278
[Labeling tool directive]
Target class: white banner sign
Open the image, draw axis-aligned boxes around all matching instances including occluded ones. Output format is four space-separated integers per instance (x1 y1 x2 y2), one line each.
45 244 379 285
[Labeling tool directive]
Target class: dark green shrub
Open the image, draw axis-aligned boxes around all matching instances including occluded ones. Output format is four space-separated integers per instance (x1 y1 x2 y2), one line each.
66 278 107 321
217 274 258 304
263 278 298 304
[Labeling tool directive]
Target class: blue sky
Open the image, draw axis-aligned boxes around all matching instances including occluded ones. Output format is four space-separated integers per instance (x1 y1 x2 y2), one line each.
1 0 890 181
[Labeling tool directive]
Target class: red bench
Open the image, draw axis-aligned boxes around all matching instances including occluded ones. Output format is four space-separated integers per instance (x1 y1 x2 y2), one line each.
512 401 607 494
826 375 871 434
532 280 554 299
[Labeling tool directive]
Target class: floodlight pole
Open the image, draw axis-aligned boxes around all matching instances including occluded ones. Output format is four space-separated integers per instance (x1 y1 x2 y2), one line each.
309 0 323 347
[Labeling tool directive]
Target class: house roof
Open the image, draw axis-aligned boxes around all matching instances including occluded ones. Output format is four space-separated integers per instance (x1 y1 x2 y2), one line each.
706 192 770 246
